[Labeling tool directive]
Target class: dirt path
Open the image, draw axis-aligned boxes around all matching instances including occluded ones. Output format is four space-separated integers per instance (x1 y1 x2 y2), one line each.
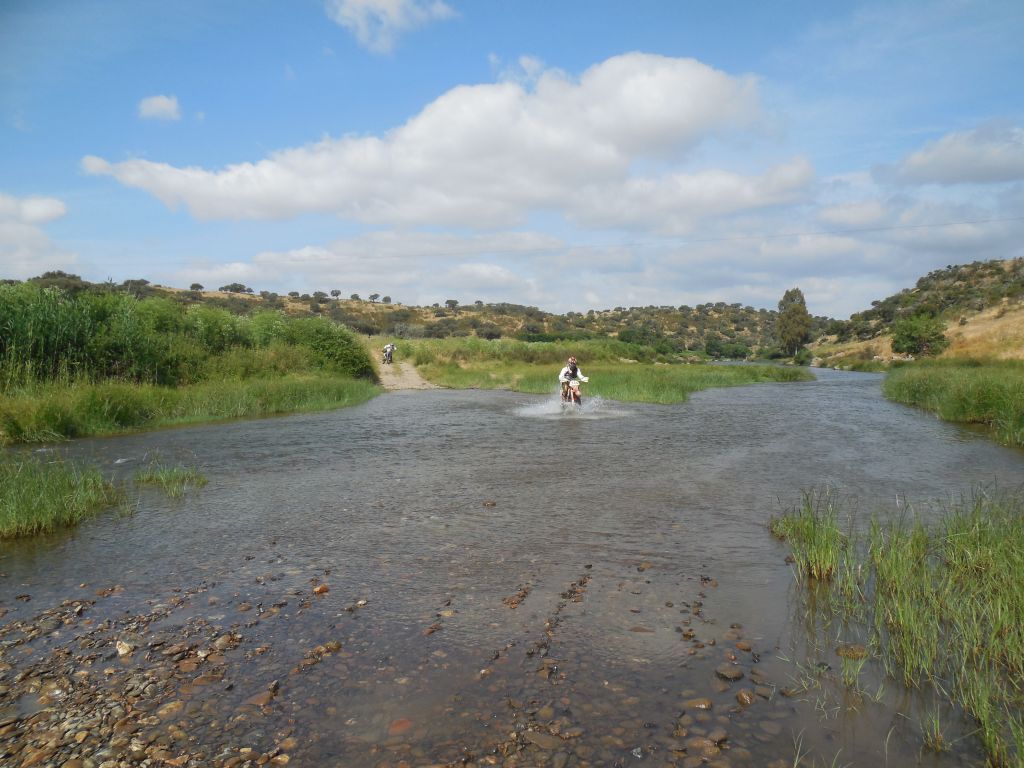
377 360 438 390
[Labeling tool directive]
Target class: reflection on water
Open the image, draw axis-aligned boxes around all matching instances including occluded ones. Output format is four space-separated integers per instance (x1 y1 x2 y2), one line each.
2 369 1022 766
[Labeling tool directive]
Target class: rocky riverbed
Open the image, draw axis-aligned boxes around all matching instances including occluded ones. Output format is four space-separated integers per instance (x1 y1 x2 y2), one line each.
5 545 987 768
0 555 851 768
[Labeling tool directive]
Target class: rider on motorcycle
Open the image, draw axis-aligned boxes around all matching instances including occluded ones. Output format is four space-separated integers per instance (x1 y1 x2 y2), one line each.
558 356 588 402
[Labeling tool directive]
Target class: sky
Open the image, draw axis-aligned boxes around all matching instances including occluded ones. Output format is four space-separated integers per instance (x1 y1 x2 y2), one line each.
1 0 1023 318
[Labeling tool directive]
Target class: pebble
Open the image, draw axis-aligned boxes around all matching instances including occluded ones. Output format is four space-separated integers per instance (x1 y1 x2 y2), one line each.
715 664 744 681
736 688 756 706
681 697 713 710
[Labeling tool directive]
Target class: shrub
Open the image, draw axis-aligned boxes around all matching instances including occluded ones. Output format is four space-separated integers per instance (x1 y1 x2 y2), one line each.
891 314 949 356
285 318 375 379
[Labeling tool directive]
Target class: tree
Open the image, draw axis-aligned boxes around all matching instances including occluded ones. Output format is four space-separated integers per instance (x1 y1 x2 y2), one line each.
313 291 328 302
776 287 812 356
330 289 341 299
382 296 392 304
350 293 360 301
891 315 949 356
190 283 204 291
445 299 459 312
288 291 299 298
369 293 380 303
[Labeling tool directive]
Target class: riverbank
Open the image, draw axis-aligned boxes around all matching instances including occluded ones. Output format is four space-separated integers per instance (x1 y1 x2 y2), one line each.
883 360 1024 447
0 374 379 446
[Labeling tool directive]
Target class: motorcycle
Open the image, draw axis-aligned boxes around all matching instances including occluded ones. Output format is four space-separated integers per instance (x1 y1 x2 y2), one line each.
382 346 394 365
561 376 588 406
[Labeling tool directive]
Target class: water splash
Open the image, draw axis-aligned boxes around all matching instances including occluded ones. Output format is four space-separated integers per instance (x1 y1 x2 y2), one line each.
514 393 629 419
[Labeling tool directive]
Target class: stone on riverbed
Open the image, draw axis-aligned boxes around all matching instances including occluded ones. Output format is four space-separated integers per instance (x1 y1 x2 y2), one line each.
525 730 564 749
715 664 743 681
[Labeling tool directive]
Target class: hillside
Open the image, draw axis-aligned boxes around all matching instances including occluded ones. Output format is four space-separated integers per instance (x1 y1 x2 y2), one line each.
10 271 832 360
10 259 1021 364
812 258 1024 367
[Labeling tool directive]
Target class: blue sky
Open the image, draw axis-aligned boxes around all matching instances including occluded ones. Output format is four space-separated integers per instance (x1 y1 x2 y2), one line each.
2 0 1022 317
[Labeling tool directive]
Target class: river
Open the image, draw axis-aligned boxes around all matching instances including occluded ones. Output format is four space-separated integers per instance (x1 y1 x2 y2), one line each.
2 368 1021 767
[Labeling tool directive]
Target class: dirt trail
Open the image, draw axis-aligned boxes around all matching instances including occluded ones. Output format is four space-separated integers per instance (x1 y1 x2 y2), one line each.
377 360 438 390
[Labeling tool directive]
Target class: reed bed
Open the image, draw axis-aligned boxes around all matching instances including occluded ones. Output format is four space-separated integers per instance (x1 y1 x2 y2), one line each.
773 488 1024 765
0 375 379 444
0 284 379 444
884 360 1024 447
0 454 124 537
415 359 811 404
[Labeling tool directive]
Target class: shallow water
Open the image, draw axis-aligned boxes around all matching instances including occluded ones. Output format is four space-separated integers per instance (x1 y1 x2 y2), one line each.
2 368 1022 766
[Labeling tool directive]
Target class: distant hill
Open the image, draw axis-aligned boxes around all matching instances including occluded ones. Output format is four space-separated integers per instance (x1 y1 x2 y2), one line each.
13 259 1019 364
813 258 1024 366
831 258 1024 341
7 271 832 360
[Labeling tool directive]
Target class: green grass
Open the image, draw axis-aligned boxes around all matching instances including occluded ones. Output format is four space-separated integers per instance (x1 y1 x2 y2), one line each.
414 357 812 404
770 489 846 580
884 360 1024 447
134 463 208 498
0 454 124 537
0 374 379 445
396 336 663 367
774 488 1024 765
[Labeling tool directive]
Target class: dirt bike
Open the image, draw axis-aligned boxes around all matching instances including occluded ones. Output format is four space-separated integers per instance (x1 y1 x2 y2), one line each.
382 347 394 365
561 376 587 405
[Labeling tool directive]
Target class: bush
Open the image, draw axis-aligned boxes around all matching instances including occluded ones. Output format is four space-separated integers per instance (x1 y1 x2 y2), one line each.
285 318 375 379
891 315 949 356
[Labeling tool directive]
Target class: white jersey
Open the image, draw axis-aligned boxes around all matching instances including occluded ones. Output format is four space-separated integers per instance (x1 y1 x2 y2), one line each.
558 365 585 383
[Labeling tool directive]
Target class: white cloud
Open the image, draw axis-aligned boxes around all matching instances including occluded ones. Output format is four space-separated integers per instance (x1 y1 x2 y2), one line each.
177 230 561 305
568 157 814 234
818 200 887 228
85 53 767 230
138 94 181 121
894 123 1024 185
325 0 455 54
0 193 76 278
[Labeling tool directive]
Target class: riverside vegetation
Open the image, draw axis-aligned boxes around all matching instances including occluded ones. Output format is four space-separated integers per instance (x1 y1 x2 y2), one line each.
884 360 1024 448
0 281 378 445
396 336 813 402
770 488 1024 766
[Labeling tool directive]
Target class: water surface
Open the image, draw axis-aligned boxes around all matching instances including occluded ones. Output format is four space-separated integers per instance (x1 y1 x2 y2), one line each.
2 369 1021 766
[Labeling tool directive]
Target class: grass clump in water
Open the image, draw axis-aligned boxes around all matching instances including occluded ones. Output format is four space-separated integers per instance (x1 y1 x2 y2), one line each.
0 454 123 538
769 489 845 580
775 488 1024 765
883 360 1024 447
134 463 208 498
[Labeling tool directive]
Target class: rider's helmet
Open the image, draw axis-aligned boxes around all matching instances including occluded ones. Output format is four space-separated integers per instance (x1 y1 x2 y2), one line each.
568 356 577 365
